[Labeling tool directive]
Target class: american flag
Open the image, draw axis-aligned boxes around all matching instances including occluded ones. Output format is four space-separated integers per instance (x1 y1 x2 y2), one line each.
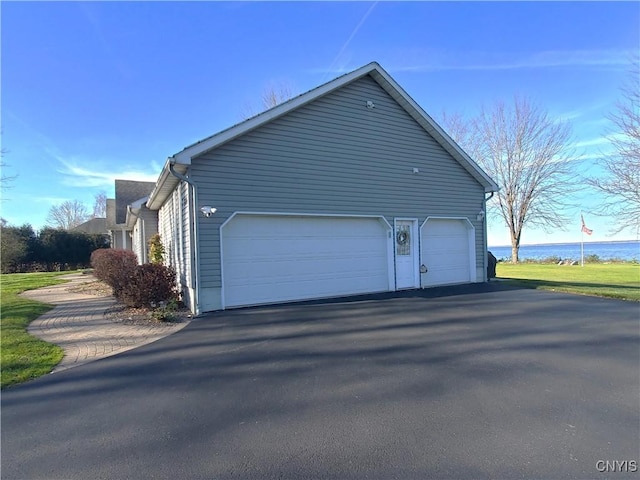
581 214 593 235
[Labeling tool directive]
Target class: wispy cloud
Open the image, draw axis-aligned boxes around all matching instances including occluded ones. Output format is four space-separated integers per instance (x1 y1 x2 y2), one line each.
574 152 607 162
574 137 612 149
389 48 635 73
32 196 74 205
56 157 159 188
555 105 606 123
316 48 635 75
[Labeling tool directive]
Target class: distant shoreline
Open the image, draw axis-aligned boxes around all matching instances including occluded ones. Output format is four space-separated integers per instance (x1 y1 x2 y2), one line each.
489 239 639 249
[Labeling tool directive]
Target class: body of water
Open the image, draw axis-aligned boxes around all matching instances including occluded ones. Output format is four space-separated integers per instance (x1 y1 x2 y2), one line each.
489 241 640 262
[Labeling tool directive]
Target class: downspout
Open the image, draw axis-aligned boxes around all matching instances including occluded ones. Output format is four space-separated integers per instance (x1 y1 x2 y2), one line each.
142 218 146 263
169 161 201 316
483 191 495 282
127 205 142 263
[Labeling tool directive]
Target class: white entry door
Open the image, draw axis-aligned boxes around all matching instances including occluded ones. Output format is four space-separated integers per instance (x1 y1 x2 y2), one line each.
395 219 419 289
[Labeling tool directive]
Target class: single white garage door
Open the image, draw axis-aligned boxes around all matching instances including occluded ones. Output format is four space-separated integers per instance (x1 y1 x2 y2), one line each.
221 214 390 308
421 218 474 287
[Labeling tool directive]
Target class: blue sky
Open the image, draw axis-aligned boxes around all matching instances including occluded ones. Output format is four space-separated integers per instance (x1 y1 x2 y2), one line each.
1 1 638 246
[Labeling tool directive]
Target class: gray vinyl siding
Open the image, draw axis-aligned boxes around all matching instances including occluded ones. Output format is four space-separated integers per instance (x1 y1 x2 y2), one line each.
158 185 191 291
132 207 159 264
110 228 131 250
190 74 485 289
158 197 176 271
180 181 192 288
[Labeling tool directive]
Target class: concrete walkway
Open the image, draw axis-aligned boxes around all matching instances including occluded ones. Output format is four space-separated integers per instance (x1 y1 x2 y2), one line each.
22 273 189 373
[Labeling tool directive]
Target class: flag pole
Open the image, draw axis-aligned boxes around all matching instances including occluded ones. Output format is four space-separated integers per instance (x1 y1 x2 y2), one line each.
580 211 584 267
580 212 593 266
581 228 584 267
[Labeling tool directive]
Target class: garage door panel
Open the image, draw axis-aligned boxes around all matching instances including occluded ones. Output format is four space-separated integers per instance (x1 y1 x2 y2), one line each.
421 219 472 287
222 215 390 307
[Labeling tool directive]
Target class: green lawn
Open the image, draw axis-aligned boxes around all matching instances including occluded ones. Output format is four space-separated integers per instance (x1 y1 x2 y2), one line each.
1 272 73 388
497 263 640 301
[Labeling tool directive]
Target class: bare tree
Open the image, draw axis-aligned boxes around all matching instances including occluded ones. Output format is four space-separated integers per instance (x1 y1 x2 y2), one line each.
439 111 478 156
442 97 578 263
261 82 294 109
92 191 107 218
587 59 640 236
1 144 17 193
46 200 89 230
241 81 296 119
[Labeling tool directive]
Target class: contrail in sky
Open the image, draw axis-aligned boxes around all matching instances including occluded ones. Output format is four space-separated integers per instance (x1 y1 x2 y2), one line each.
323 2 378 82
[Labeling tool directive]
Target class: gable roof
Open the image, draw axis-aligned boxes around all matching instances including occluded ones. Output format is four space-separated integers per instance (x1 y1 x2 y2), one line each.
147 62 498 209
105 198 117 229
72 217 108 235
115 179 156 224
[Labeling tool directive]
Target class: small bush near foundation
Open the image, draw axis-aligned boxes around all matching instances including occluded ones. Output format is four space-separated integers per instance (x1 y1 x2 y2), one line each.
148 234 166 265
150 299 179 322
90 249 138 298
119 264 178 308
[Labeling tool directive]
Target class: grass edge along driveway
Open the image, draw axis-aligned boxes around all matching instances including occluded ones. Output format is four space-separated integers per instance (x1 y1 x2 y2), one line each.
497 263 640 301
1 265 637 388
1 272 74 389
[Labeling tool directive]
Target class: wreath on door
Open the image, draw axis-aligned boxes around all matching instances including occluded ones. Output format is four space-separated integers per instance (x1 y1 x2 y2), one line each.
396 230 410 245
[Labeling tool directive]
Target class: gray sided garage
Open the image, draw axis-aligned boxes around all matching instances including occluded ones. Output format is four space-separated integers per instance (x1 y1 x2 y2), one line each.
146 62 499 314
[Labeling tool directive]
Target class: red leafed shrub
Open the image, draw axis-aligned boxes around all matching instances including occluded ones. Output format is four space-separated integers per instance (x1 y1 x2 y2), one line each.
118 263 178 308
90 249 138 298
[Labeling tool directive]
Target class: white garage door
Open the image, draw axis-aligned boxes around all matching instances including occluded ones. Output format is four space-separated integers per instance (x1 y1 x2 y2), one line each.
221 214 391 308
421 218 474 287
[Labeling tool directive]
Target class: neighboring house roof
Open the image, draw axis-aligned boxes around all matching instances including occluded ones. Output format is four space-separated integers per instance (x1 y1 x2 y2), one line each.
72 217 108 235
106 198 118 229
115 180 156 224
147 62 499 210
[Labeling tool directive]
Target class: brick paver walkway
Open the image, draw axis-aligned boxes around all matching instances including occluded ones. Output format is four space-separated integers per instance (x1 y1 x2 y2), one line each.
22 273 189 373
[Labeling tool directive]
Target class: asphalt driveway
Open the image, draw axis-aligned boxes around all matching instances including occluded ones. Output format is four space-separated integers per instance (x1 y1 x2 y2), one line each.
2 283 639 479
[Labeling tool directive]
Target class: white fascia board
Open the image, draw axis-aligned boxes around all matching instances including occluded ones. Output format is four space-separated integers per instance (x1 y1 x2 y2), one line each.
131 196 149 209
171 62 382 165
146 160 188 210
369 69 499 193
125 196 150 228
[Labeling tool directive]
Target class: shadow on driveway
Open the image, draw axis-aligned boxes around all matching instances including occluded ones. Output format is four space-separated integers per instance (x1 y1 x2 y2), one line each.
2 283 639 479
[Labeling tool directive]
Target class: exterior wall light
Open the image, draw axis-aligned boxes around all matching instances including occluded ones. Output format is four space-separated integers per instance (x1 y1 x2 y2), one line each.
200 206 217 217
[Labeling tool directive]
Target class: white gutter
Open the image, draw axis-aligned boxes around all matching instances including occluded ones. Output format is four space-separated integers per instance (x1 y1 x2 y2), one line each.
126 205 141 262
169 160 201 316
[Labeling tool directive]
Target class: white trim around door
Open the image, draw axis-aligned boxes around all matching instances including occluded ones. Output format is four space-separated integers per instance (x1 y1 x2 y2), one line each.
394 218 420 289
